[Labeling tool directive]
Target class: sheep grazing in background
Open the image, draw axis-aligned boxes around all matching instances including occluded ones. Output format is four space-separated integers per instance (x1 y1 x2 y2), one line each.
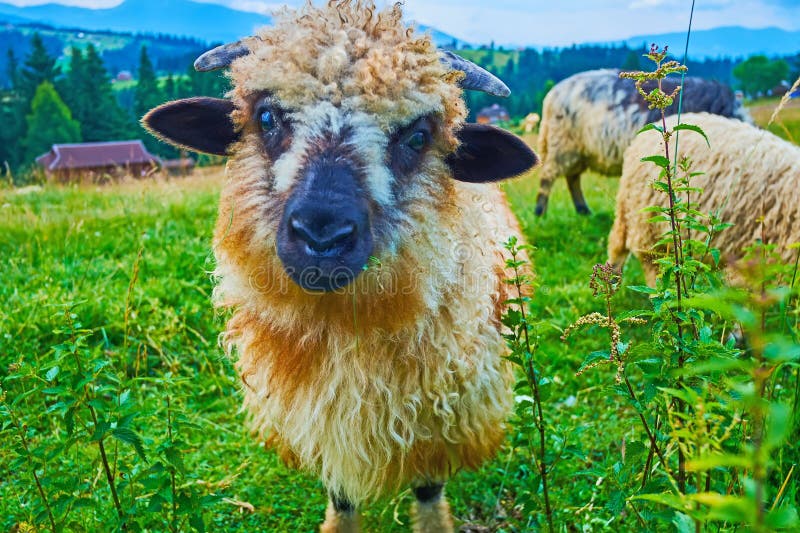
143 2 538 531
535 68 751 216
609 112 800 285
522 112 541 133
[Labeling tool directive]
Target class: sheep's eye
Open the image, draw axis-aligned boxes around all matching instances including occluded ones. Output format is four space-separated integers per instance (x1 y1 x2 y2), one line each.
406 130 428 152
260 110 276 132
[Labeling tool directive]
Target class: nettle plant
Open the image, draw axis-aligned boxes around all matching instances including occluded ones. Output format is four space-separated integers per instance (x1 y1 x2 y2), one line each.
564 46 800 531
0 304 220 532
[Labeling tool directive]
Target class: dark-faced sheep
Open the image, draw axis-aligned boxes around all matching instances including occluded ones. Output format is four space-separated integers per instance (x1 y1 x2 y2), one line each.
609 112 800 285
535 68 750 216
142 2 538 531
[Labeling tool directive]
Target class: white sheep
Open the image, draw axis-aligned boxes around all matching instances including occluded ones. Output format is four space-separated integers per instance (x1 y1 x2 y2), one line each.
609 112 800 285
143 2 538 531
535 69 750 216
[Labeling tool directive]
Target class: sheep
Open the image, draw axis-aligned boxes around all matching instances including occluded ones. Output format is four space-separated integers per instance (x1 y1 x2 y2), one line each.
535 68 750 216
608 112 800 285
522 112 540 134
142 2 538 531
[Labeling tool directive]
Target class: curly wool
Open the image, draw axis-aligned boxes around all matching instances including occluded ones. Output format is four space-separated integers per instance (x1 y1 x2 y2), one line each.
227 0 465 139
609 112 800 283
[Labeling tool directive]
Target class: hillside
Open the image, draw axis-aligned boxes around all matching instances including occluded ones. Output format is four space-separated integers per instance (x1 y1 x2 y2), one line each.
0 22 208 86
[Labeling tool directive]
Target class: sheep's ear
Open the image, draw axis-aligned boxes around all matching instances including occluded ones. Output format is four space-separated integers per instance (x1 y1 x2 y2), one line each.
447 123 538 183
142 97 238 156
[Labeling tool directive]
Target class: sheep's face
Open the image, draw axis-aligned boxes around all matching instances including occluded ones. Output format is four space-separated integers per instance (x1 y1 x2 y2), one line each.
143 2 537 294
235 92 456 291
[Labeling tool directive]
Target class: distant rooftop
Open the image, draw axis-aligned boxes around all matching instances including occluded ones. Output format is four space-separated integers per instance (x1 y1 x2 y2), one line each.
36 140 160 171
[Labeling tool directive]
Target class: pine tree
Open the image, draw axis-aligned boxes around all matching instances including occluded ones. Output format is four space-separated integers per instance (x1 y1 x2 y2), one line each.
61 46 87 122
60 45 134 143
23 81 81 164
163 72 176 101
0 92 22 169
185 62 228 98
133 46 174 156
622 50 641 71
134 46 163 119
82 45 134 141
19 33 58 105
5 48 18 90
1 49 24 169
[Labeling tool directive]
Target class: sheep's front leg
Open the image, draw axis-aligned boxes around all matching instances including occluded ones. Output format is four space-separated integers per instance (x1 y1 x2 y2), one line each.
320 493 360 533
534 170 556 216
566 173 591 215
411 484 453 533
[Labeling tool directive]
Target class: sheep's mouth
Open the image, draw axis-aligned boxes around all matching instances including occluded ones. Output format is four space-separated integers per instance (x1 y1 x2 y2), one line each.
284 263 367 293
277 232 374 293
275 158 374 293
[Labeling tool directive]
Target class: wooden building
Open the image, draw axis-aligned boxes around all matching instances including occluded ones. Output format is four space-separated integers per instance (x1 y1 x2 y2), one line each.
476 103 510 125
35 140 160 181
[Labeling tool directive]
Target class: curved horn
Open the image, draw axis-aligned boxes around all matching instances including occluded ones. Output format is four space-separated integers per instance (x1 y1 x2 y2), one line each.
440 51 511 98
194 41 251 72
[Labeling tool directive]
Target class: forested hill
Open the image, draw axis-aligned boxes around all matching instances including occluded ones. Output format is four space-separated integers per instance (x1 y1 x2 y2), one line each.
457 44 799 122
0 23 208 87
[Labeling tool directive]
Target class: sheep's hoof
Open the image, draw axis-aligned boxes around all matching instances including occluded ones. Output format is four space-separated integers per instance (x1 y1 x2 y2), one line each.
321 497 359 533
575 204 591 215
534 204 547 217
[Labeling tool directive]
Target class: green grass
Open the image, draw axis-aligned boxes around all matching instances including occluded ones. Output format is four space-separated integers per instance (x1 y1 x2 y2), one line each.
748 96 800 144
0 165 665 531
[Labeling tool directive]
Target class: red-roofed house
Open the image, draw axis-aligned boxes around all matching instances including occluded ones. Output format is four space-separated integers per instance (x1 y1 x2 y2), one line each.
476 103 510 125
35 140 160 181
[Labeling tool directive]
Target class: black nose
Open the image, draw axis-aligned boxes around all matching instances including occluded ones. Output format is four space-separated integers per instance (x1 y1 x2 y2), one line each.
288 214 356 255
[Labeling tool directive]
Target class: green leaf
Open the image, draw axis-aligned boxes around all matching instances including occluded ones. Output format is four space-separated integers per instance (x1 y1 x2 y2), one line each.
633 492 687 511
637 123 664 135
45 366 60 382
577 351 610 374
164 444 186 475
766 506 799 529
691 493 752 523
189 514 205 533
674 123 710 147
606 490 626 514
710 248 721 266
90 420 110 441
686 453 751 471
628 285 658 295
117 412 138 429
118 389 131 406
641 155 671 169
147 494 166 513
673 512 694 533
765 403 792 450
111 427 147 461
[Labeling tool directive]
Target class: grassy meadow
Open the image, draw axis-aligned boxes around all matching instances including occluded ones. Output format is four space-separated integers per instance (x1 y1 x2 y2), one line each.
0 148 657 531
1 117 798 532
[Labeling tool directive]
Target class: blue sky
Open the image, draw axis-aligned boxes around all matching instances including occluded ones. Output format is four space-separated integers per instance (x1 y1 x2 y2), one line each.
4 0 800 46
